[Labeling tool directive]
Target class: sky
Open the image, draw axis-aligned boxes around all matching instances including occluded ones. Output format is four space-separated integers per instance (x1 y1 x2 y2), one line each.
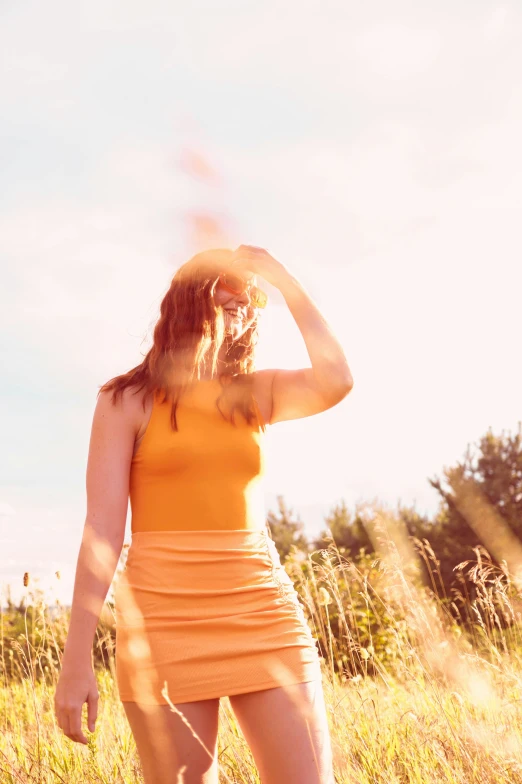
1 0 521 604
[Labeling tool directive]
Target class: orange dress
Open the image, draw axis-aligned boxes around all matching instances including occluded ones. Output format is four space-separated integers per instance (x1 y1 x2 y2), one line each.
114 377 322 705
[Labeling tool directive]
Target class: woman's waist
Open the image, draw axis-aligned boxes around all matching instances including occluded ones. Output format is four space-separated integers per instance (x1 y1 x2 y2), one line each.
127 526 271 548
129 484 267 533
113 527 283 618
119 527 283 582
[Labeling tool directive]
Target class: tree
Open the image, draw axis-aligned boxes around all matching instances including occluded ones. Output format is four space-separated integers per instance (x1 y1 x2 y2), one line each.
266 496 309 562
428 422 522 597
311 499 374 557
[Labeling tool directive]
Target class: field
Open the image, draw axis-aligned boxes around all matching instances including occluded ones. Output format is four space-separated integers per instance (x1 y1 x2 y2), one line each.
3 532 522 783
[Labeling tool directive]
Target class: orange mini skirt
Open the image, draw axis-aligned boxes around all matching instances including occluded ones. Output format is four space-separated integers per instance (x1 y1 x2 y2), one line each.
114 527 322 705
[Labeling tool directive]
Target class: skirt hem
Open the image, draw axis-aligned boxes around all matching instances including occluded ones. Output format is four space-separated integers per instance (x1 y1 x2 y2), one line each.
117 661 323 705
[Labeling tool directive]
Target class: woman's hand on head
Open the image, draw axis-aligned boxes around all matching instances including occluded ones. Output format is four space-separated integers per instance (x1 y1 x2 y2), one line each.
231 245 290 290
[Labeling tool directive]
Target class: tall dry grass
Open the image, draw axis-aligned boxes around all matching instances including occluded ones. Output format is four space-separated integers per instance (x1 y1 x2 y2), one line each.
3 510 522 782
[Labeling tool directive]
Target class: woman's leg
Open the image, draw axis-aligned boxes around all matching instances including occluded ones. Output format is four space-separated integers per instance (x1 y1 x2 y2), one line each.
228 676 335 784
122 697 221 784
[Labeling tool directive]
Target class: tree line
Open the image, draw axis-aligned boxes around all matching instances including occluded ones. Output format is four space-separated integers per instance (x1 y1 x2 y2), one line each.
268 422 522 623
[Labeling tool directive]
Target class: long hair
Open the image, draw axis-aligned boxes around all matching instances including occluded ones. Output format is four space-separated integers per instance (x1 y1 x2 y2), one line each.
98 248 263 432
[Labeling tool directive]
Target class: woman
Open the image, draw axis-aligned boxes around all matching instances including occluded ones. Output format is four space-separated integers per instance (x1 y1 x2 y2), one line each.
54 244 353 784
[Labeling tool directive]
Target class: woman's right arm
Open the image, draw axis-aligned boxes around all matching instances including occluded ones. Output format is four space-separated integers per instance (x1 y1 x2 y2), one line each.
54 387 139 744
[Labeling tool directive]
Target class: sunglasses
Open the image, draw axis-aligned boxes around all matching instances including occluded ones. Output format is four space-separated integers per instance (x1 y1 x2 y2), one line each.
218 271 268 309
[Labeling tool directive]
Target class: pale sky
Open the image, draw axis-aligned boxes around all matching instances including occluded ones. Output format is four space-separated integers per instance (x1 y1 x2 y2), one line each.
1 0 521 604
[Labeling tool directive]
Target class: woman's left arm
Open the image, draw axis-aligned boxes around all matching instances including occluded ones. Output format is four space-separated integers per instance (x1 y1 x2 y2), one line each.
279 270 353 391
231 246 354 424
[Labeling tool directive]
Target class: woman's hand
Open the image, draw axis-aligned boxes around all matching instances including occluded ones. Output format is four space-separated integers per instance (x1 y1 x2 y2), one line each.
54 664 99 744
230 245 292 290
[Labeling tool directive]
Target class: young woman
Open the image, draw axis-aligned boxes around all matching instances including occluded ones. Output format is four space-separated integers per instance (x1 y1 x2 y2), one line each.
54 244 353 784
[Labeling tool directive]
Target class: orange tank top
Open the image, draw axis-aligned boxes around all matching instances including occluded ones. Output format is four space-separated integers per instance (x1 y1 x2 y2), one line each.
129 378 268 532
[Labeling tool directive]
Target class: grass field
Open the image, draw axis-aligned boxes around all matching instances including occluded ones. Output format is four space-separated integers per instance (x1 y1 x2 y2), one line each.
3 531 522 783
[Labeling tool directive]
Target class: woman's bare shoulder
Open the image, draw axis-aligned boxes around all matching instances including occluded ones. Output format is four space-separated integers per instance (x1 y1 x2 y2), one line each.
94 385 151 433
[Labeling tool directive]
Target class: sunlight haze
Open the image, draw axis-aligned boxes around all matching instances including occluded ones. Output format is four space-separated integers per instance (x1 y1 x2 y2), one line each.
1 0 521 604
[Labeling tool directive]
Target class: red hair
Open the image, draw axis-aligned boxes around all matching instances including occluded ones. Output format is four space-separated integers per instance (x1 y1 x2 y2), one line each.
98 249 262 431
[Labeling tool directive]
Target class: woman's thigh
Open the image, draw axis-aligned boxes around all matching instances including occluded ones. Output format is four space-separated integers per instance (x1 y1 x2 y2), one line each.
122 697 220 784
228 677 334 784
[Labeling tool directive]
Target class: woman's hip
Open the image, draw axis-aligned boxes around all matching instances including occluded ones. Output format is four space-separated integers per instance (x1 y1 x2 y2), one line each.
113 527 295 625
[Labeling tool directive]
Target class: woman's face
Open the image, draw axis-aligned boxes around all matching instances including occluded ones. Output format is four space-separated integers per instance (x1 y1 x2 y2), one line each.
213 273 258 341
